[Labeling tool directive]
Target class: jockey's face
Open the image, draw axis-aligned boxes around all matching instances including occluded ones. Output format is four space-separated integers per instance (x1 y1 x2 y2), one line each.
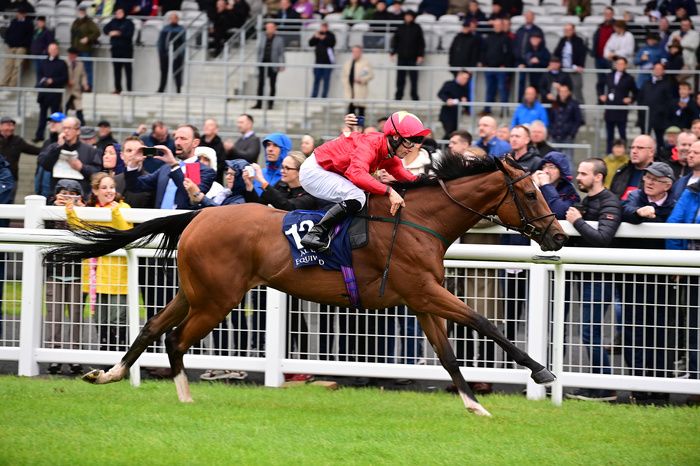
265 141 281 162
391 137 421 159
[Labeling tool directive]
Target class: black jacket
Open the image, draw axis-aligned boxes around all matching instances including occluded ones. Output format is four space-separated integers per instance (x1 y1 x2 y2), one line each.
638 76 676 129
669 99 698 130
601 71 637 123
4 16 33 48
571 189 621 248
103 17 135 57
553 35 587 68
538 70 573 104
448 32 481 68
620 188 676 249
114 168 155 208
0 134 41 181
549 96 583 141
200 134 227 180
512 147 542 173
610 162 646 200
391 23 425 60
243 182 317 211
309 30 336 65
38 140 102 194
438 79 469 126
36 57 68 105
480 32 514 68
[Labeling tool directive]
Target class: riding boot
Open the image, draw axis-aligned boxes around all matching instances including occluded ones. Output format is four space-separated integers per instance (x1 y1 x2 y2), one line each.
301 201 355 252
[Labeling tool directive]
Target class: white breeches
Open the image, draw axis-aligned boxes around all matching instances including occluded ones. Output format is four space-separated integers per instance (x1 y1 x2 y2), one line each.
299 154 367 207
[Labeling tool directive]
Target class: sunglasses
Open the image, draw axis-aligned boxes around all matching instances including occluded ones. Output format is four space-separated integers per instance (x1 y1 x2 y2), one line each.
280 166 299 171
399 136 425 149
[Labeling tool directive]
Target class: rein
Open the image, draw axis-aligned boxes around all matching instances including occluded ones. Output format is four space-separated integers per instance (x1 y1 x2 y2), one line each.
358 214 451 247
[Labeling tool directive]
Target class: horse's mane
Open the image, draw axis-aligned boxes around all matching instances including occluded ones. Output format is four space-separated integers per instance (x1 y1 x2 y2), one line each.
392 151 505 190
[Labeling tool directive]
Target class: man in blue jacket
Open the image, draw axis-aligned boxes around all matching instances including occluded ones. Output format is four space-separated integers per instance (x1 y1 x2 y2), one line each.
672 139 700 199
511 86 548 128
255 132 292 195
125 124 215 209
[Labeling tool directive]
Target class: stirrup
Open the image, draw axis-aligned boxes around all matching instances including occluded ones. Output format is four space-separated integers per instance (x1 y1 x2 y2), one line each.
301 231 332 253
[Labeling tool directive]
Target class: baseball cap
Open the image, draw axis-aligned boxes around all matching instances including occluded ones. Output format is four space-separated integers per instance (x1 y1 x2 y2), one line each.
643 162 675 181
47 112 66 122
80 126 97 139
55 179 83 195
97 120 111 127
0 116 16 124
664 126 681 135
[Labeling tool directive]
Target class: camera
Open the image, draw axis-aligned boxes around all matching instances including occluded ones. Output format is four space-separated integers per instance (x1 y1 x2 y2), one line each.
244 166 255 177
141 147 158 157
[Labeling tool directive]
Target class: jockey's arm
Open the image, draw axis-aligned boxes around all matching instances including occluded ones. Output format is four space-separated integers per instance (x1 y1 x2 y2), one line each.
383 156 418 183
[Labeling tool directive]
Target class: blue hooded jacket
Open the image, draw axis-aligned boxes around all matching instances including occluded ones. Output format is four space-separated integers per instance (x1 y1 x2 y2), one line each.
666 179 700 250
255 133 291 195
198 159 249 208
538 152 580 220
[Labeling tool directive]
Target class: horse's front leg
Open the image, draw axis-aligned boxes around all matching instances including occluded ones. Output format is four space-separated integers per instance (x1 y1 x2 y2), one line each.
414 312 491 416
407 283 556 387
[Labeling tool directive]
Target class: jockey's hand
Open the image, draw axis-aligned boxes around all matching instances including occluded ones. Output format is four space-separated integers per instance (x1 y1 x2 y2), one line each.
388 188 405 216
377 169 396 183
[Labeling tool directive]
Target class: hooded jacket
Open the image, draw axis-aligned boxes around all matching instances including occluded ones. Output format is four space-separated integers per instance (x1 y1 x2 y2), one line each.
255 133 291 195
666 179 700 250
197 159 248 208
512 146 542 173
538 152 580 220
511 100 549 128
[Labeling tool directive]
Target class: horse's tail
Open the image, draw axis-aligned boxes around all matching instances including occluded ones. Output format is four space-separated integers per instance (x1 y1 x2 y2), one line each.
43 210 201 264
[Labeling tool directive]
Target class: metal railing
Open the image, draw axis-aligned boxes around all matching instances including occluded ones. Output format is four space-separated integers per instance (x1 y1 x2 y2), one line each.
0 196 699 404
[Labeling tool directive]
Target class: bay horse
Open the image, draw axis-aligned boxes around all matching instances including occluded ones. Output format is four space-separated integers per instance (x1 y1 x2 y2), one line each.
46 154 567 416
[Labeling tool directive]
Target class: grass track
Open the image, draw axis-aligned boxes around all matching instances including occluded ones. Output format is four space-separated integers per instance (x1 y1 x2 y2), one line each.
0 376 698 465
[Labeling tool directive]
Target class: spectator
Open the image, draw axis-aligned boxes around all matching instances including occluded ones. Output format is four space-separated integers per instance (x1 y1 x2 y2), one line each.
531 151 580 219
185 158 249 208
591 7 615 97
113 135 154 208
309 22 336 99
67 172 132 353
565 157 621 402
80 126 98 147
157 12 185 94
634 32 666 89
513 11 545 101
35 112 65 197
255 132 292 195
125 125 216 210
671 137 700 198
665 130 696 180
368 0 398 23
509 125 541 172
100 143 124 177
30 16 54 75
620 162 676 404
670 81 698 130
668 18 700 76
599 56 637 154
91 0 116 16
657 126 681 164
0 8 33 88
638 63 675 143
487 2 508 20
496 125 510 142
610 134 656 200
64 47 89 126
463 0 486 23
44 178 84 375
34 43 69 143
480 18 514 116
603 21 635 64
103 7 135 95
538 56 573 105
38 116 102 194
446 129 472 156
523 32 550 93
548 82 583 158
603 139 629 189
665 40 685 74
130 0 156 16
342 45 374 118
318 0 337 17
242 150 317 209
294 0 315 19
475 115 511 158
300 134 315 157
95 120 117 153
448 20 481 102
209 0 244 57
418 0 447 18
253 22 286 110
390 11 425 101
140 121 176 173
0 116 40 203
276 0 301 30
529 120 554 157
70 6 100 89
511 86 548 128
228 114 261 164
200 118 226 180
193 146 224 198
437 69 470 138
567 0 590 20
692 118 700 139
554 23 587 104
342 0 365 20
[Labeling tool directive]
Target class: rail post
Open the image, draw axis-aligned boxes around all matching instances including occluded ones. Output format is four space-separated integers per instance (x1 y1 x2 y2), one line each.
525 263 549 400
264 287 287 387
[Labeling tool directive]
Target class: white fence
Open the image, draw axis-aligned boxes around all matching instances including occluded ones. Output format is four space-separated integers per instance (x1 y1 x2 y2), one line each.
0 196 699 404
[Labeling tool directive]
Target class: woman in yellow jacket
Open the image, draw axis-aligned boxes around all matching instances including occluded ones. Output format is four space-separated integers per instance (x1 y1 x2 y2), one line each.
67 172 132 352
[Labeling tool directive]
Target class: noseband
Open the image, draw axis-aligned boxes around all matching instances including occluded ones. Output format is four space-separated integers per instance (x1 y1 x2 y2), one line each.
437 164 556 242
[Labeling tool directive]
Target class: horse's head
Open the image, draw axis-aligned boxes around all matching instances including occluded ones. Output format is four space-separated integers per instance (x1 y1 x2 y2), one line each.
492 156 567 251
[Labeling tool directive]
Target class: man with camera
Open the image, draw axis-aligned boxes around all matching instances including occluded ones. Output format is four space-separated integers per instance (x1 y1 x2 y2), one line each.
37 116 102 194
309 22 336 99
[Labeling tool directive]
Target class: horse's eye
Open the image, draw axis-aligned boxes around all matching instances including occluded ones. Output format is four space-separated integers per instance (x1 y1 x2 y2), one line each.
526 191 537 200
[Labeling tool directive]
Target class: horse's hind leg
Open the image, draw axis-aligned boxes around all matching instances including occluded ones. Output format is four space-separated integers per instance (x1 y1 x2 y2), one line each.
409 283 555 388
83 290 190 384
415 313 491 416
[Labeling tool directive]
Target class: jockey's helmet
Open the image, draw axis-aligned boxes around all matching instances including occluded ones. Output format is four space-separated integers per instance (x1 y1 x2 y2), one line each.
383 111 431 152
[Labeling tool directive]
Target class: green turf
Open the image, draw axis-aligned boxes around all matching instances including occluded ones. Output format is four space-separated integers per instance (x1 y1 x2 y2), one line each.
0 377 698 465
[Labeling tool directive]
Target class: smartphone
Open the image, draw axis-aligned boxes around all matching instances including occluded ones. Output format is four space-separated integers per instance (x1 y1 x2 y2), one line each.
356 116 365 127
142 147 158 157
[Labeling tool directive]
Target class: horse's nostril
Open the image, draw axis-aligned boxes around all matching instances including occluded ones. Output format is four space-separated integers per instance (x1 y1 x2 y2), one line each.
554 233 568 246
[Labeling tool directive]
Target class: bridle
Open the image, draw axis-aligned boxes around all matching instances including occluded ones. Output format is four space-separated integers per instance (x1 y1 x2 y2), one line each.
437 161 557 241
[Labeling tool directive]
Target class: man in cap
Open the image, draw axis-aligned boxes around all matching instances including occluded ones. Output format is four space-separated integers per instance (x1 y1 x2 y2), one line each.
0 116 41 202
79 127 98 147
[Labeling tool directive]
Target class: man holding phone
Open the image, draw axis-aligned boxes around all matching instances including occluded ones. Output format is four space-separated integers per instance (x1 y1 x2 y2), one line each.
124 124 216 210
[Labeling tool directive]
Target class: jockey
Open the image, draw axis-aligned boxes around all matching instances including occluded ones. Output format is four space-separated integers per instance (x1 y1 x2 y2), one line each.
299 110 431 252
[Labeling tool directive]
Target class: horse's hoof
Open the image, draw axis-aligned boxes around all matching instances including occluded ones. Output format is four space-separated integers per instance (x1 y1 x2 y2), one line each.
82 369 102 384
532 368 556 385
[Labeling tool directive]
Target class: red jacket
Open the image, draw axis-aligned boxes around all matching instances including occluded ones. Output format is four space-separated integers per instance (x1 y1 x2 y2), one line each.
313 131 417 195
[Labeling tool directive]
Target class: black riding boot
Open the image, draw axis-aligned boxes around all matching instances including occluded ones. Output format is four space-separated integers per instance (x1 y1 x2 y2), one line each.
301 201 359 252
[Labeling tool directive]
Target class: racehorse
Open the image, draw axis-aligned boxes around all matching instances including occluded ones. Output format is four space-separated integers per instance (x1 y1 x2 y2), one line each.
46 153 567 416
